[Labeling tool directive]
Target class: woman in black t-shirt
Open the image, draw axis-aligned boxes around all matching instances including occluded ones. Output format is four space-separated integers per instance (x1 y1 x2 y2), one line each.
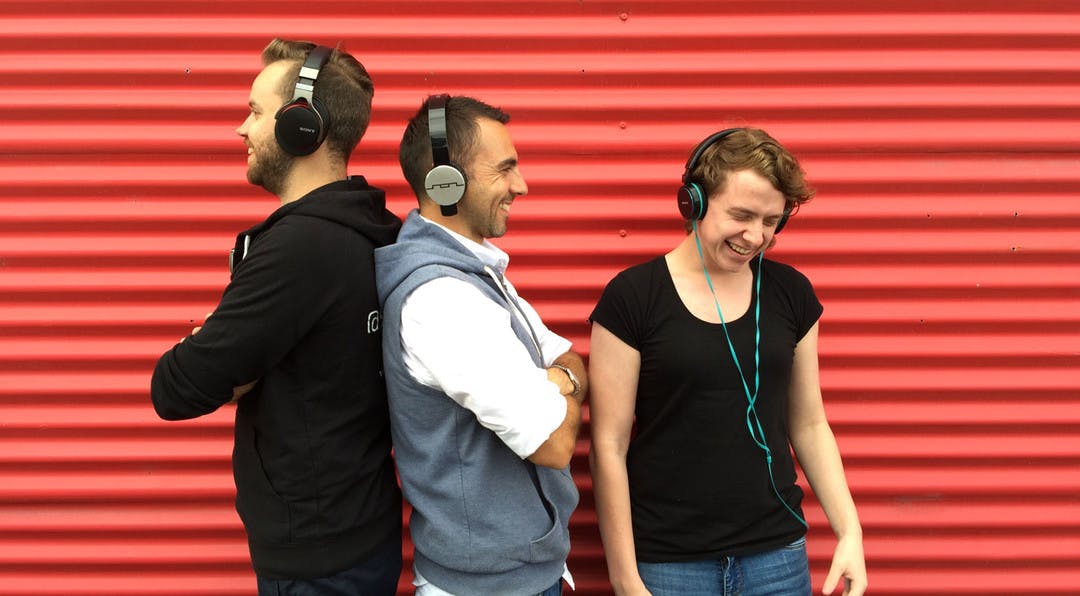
588 128 866 596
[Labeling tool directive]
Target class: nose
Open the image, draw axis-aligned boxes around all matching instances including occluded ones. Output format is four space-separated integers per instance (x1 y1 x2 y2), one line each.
744 220 766 246
510 168 528 197
236 114 251 138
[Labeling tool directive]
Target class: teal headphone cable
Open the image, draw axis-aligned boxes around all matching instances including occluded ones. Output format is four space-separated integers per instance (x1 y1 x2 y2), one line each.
693 221 808 528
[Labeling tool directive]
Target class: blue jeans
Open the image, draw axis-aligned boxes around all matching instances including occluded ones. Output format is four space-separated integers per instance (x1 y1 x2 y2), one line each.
255 535 402 596
637 537 811 596
537 579 563 596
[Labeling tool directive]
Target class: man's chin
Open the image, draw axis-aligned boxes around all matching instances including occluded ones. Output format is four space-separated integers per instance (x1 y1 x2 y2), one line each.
246 170 277 195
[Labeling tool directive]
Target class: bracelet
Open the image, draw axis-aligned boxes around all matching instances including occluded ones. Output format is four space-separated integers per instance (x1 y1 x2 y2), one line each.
551 364 581 397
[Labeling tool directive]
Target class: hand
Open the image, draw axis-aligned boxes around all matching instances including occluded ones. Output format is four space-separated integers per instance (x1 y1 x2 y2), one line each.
185 312 214 339
230 380 258 403
822 534 867 595
546 366 578 399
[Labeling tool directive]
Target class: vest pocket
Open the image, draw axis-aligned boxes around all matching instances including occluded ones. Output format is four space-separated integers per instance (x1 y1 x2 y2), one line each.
527 509 570 563
526 467 576 563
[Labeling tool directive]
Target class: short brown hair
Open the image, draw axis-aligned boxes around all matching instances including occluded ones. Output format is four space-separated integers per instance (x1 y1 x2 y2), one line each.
398 95 511 203
685 128 814 229
261 38 374 161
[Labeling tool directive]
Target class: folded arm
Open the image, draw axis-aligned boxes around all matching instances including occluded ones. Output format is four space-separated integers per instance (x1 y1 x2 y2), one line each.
151 223 328 420
400 277 581 468
528 350 588 469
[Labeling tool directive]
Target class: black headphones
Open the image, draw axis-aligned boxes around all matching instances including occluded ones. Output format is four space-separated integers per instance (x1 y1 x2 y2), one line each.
423 94 467 217
274 45 332 156
677 128 792 233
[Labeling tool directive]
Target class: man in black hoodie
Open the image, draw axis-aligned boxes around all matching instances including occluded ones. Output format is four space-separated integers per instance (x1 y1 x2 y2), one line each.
151 39 403 595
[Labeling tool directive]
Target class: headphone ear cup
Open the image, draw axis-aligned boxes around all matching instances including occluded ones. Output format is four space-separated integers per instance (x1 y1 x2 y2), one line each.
425 163 467 210
274 99 326 156
676 182 707 220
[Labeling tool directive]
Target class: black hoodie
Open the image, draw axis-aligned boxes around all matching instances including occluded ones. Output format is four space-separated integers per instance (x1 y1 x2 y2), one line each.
151 177 403 579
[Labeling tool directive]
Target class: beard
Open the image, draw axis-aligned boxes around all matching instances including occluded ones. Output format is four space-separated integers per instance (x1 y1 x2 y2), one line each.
246 140 294 197
456 193 510 240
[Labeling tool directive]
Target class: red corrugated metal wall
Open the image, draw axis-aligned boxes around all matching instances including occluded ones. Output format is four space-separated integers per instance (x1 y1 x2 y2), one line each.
2 1 1078 594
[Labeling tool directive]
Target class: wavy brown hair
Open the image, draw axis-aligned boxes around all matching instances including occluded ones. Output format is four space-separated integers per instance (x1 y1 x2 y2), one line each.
684 127 814 231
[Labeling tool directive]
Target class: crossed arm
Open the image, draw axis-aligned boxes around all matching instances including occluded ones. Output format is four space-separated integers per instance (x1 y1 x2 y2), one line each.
400 275 589 470
528 350 588 469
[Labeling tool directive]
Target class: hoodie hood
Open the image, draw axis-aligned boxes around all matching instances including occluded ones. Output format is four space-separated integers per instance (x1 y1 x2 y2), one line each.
374 209 490 304
245 176 401 249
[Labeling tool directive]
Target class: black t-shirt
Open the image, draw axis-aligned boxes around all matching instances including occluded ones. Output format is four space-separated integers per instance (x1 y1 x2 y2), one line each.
590 255 822 561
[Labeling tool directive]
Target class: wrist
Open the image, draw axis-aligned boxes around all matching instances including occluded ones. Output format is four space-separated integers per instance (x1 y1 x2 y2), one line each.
610 574 648 595
550 363 581 399
836 523 864 541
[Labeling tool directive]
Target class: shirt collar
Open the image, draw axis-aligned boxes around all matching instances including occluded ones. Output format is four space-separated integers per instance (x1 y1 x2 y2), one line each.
417 213 510 274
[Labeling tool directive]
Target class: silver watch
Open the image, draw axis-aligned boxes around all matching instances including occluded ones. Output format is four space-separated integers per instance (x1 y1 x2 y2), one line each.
551 364 581 397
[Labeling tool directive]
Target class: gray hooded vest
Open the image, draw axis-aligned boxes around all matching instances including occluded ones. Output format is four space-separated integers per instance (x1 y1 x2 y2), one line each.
375 211 578 595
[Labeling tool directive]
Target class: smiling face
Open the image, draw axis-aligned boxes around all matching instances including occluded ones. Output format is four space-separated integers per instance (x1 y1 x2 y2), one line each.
235 60 295 197
696 169 788 273
451 117 529 243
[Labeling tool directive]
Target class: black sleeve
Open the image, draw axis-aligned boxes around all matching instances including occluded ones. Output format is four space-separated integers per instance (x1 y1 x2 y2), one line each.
589 262 650 351
790 266 823 342
150 219 335 420
770 261 823 342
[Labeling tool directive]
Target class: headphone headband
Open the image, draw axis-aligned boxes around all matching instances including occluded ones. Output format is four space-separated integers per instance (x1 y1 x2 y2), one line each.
424 94 467 215
293 45 331 104
274 45 333 156
428 94 452 170
681 128 741 185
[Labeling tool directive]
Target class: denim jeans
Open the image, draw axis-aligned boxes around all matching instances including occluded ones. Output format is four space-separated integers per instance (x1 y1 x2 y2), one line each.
537 579 563 596
637 537 811 596
255 534 402 596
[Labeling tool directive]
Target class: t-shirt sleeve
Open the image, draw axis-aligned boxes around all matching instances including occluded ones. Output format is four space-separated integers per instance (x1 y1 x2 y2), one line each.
589 263 649 350
784 264 823 342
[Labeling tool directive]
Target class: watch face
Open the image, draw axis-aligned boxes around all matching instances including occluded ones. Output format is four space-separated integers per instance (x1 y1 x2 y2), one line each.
554 365 580 396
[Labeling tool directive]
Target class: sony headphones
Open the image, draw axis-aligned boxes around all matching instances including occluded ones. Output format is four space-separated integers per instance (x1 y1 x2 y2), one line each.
677 128 792 233
423 94 467 216
274 45 332 156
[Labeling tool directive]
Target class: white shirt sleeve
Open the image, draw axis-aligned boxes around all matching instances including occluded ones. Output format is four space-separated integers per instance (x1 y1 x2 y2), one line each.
400 276 570 458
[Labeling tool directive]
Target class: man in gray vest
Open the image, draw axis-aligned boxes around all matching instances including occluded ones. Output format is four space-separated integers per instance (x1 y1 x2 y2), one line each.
376 95 586 596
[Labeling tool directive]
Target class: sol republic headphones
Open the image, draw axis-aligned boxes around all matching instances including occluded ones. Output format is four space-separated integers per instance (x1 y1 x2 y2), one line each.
274 45 333 156
424 94 467 217
677 128 792 233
